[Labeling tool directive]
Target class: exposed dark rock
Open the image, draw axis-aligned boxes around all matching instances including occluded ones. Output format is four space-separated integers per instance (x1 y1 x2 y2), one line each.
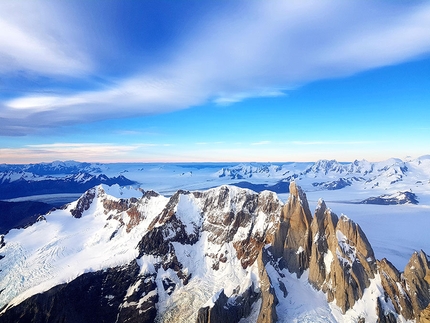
0 261 157 323
196 286 259 323
376 297 397 323
116 272 158 323
70 187 96 218
312 177 353 190
143 190 160 198
138 225 173 257
162 277 176 295
331 216 376 313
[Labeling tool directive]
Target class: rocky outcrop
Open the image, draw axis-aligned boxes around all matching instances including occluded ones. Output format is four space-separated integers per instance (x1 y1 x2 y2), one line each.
308 199 338 292
378 258 413 319
272 182 312 277
199 186 282 269
196 287 259 323
378 251 430 321
403 251 430 315
376 297 397 323
70 187 96 218
196 248 278 323
307 198 377 313
256 249 278 323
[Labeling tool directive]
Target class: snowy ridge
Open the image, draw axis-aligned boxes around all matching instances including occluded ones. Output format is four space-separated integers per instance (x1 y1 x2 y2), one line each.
0 185 167 311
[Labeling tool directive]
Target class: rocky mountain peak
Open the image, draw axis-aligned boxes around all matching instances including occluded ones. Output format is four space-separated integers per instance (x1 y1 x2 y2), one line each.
308 199 338 290
271 181 312 277
305 159 344 175
199 185 283 269
308 203 377 312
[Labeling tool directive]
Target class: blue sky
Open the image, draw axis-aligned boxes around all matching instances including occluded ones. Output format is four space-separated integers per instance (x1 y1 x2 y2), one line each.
1 0 430 163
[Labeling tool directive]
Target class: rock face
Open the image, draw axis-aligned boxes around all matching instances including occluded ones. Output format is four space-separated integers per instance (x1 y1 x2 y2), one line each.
272 182 312 277
0 182 429 322
70 187 96 218
377 251 430 322
256 249 278 323
312 210 377 313
196 286 259 323
272 183 377 313
401 250 430 319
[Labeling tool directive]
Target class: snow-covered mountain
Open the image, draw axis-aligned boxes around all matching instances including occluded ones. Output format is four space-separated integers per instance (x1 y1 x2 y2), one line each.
0 160 103 175
0 182 429 322
214 158 413 190
1 156 430 200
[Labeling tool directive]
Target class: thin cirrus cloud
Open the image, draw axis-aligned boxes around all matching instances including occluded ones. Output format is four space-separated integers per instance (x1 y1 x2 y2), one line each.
0 1 90 76
1 1 430 135
0 143 137 163
0 142 174 163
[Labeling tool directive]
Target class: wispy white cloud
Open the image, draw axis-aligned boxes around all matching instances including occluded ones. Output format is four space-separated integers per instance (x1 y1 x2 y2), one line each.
213 89 285 105
0 142 176 163
0 1 90 76
0 143 137 163
2 1 430 135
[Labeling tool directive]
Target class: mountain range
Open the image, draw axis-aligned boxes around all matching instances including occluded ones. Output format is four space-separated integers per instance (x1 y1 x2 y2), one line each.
0 157 429 322
0 182 428 322
1 156 430 198
1 157 428 236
